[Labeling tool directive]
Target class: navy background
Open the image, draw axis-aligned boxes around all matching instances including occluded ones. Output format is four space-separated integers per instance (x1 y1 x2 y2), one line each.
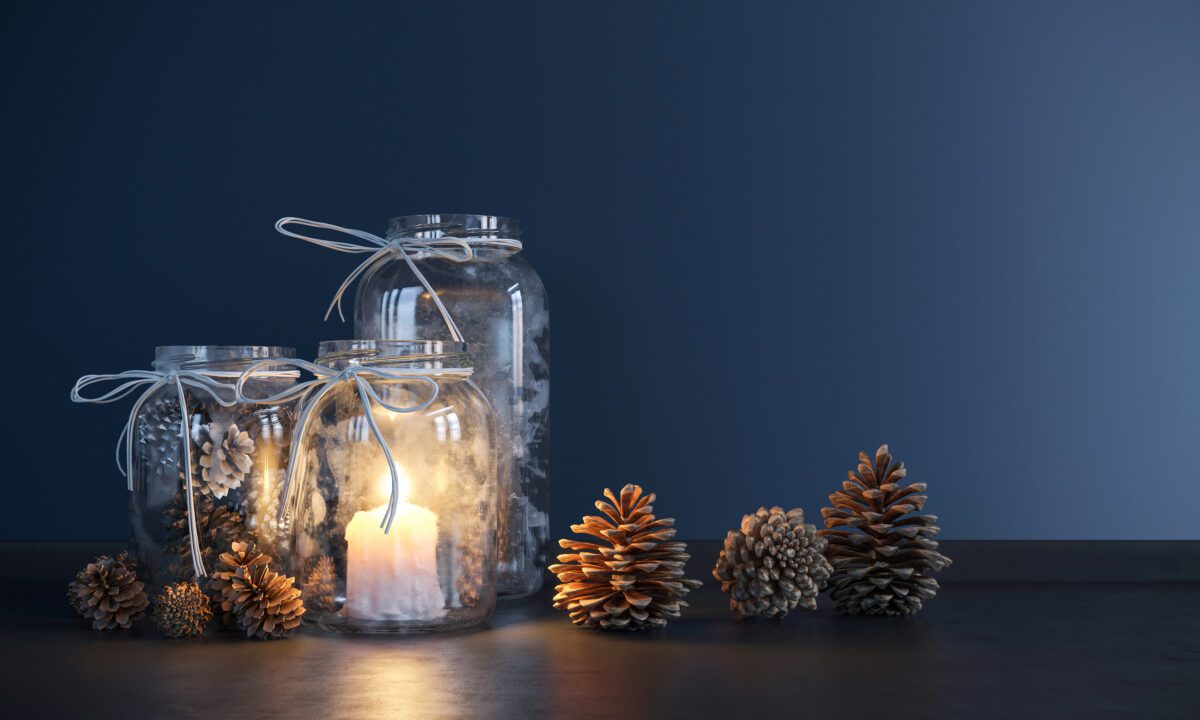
3 1 1198 540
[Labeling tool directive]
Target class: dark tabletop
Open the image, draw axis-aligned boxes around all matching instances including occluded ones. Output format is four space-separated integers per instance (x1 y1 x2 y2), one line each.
1 542 1197 720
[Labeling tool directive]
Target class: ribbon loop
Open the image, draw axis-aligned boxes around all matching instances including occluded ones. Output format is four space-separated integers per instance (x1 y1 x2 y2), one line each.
70 368 246 578
237 358 471 534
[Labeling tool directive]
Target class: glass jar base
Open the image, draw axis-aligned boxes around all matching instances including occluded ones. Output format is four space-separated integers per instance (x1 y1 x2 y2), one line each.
497 570 544 600
308 609 491 635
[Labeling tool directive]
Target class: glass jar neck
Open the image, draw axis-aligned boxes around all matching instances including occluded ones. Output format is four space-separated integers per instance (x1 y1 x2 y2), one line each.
386 213 521 242
153 345 295 372
316 340 472 371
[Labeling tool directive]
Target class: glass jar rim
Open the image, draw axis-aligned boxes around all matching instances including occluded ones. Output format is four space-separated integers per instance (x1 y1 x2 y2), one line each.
316 339 469 365
386 213 521 240
153 345 296 370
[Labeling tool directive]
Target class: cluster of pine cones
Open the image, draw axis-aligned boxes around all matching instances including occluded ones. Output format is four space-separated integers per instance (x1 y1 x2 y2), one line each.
68 542 305 640
551 446 952 630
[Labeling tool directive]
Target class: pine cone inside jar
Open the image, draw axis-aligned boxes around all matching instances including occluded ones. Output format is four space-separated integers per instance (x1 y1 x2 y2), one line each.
153 581 213 638
301 555 337 614
136 394 183 485
713 507 832 619
207 541 269 628
820 445 952 616
217 562 305 640
195 422 255 499
68 552 149 630
164 489 248 581
549 484 702 630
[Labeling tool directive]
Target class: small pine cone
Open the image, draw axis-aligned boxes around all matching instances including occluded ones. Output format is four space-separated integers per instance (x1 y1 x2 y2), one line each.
195 422 255 499
218 563 305 639
713 507 832 619
208 541 269 628
68 552 149 630
153 582 213 638
820 445 952 616
549 484 702 631
301 556 337 614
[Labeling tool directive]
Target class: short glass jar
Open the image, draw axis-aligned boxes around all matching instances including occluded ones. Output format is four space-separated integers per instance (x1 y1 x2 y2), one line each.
129 345 298 589
285 340 499 634
354 214 549 598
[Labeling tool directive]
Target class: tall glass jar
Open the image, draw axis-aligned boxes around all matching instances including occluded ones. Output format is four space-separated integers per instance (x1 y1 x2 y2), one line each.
354 214 549 598
129 345 298 589
285 340 499 634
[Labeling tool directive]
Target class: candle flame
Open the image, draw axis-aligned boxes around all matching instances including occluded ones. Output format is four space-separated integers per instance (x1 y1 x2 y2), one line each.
373 463 413 506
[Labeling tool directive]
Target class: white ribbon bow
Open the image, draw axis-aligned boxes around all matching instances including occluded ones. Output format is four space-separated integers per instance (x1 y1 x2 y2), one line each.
235 358 472 535
70 369 243 578
275 216 522 332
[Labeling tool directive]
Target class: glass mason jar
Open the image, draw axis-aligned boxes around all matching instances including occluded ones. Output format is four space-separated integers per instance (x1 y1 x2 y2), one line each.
285 340 499 634
129 345 298 589
354 214 549 598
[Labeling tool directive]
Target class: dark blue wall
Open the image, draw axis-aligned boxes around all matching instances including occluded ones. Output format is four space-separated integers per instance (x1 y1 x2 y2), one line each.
5 1 1198 540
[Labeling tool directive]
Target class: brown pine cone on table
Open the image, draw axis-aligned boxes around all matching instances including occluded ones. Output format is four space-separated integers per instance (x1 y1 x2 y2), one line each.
713 506 832 619
68 552 149 630
153 581 213 638
217 562 305 640
207 541 269 627
820 444 952 616
550 484 702 630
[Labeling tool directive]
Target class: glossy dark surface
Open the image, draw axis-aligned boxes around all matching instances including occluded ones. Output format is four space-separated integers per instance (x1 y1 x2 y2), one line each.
2 542 1197 719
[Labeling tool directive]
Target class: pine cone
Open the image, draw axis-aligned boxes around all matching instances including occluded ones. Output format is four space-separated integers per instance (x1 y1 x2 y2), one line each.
713 507 832 619
153 582 213 638
195 422 255 498
217 562 305 640
164 489 248 581
301 555 337 614
136 394 183 485
549 484 702 630
68 552 149 630
455 543 484 609
820 445 952 616
208 541 269 628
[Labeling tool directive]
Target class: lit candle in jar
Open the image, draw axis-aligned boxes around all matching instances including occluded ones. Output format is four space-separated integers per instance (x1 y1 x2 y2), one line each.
343 466 445 621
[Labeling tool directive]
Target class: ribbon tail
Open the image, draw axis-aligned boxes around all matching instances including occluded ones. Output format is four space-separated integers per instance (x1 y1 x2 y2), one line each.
392 245 464 342
275 381 335 525
173 378 206 579
122 378 167 491
356 378 402 533
324 248 391 322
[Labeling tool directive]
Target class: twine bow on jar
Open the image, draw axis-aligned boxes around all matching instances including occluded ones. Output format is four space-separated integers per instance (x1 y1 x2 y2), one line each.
70 368 242 578
274 216 522 328
234 358 472 535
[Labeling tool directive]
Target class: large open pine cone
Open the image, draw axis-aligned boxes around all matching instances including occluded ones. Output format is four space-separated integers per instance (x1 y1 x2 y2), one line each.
550 484 702 630
68 552 149 630
208 541 269 627
820 445 952 616
153 581 213 638
217 561 305 640
195 422 255 498
713 507 832 619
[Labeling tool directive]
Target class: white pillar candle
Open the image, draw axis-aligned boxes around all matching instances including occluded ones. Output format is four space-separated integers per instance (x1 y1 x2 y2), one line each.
344 502 446 621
